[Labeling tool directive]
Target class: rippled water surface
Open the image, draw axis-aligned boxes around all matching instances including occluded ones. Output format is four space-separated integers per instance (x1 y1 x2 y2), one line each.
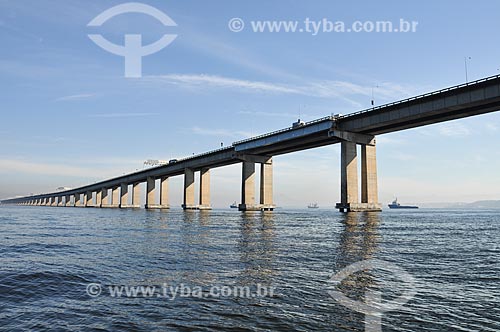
0 206 499 331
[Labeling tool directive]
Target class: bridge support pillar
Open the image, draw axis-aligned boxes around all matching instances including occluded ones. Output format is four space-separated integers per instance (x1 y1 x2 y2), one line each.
260 158 275 211
95 190 102 207
198 169 211 210
65 195 71 207
85 191 93 207
100 189 108 208
109 187 120 208
157 177 170 209
50 196 57 207
57 197 64 207
182 169 196 210
145 177 159 209
131 183 141 208
74 194 82 207
361 144 380 207
239 159 275 212
336 141 381 212
119 183 131 208
239 162 256 211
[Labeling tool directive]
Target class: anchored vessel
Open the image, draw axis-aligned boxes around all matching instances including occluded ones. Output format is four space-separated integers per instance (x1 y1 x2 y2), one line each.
388 198 418 209
307 203 319 209
230 201 238 209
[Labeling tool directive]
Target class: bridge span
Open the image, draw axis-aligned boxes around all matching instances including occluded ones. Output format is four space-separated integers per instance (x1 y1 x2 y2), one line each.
4 74 500 212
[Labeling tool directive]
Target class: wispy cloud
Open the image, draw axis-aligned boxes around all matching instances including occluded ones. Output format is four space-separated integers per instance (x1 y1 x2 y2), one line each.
146 74 298 94
0 159 110 178
191 126 253 138
144 74 416 107
376 135 407 145
88 113 159 118
485 123 498 131
437 123 471 137
56 93 95 102
238 110 306 118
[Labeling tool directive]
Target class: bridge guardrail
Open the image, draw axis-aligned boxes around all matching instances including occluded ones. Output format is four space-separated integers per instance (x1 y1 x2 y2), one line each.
339 74 500 119
231 116 334 146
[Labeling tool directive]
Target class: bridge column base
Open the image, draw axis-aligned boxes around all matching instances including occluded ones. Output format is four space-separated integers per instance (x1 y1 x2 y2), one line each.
182 204 212 210
238 204 275 212
120 204 141 209
101 204 119 208
336 203 382 213
145 204 170 209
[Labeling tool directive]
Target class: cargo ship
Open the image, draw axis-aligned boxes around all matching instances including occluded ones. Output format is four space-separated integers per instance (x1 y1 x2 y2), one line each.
388 198 418 209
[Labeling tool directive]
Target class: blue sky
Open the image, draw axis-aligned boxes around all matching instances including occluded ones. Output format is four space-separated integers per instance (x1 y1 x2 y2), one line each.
1 0 500 207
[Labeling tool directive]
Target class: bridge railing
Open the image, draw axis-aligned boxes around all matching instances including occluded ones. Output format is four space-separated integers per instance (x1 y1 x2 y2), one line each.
231 115 334 146
339 74 500 119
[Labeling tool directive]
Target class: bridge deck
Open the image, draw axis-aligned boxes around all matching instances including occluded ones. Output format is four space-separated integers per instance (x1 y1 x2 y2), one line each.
4 75 500 203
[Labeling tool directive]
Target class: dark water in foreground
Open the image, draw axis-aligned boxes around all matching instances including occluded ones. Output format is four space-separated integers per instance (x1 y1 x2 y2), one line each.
0 206 499 331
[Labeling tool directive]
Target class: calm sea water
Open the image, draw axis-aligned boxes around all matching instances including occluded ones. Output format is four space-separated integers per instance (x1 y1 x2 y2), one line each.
0 206 499 331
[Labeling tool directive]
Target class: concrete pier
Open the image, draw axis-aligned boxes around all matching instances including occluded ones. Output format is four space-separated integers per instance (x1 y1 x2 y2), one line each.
182 169 196 209
239 160 274 211
119 183 130 208
336 140 381 212
144 176 169 209
100 189 108 208
110 187 119 208
198 169 211 210
131 183 141 208
95 190 102 207
74 194 82 207
85 191 93 207
65 195 71 207
239 162 257 211
361 144 381 209
159 177 170 209
260 158 275 211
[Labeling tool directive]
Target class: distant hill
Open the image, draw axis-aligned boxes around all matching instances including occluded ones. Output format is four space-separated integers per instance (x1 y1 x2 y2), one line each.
459 200 500 209
418 200 500 209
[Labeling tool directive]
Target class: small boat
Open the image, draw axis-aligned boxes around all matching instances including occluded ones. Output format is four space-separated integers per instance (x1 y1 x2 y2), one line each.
307 203 319 209
388 198 418 209
230 201 238 209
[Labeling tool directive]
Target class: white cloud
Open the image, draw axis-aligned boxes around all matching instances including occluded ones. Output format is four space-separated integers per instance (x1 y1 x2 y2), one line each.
146 74 299 94
144 74 415 106
437 123 471 137
485 123 498 131
88 113 159 118
0 159 113 178
56 93 95 101
190 126 253 138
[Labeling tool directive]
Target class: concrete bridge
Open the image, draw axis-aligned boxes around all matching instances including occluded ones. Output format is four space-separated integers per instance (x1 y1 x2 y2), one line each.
4 74 500 212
